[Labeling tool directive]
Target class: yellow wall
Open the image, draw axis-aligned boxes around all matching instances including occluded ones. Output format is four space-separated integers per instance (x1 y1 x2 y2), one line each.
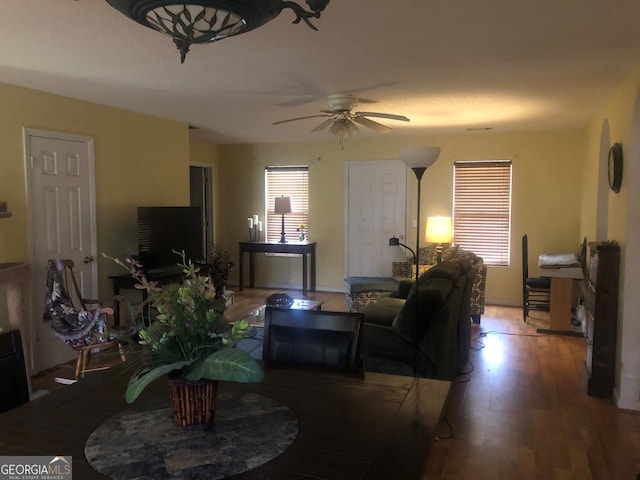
580 69 640 409
217 129 584 305
0 80 587 326
0 82 191 328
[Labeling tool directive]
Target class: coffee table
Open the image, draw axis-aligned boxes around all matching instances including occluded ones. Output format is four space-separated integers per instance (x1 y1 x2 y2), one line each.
233 299 323 359
235 299 323 327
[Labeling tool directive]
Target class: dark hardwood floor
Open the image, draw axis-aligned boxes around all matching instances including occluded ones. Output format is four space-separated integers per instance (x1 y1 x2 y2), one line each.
31 289 640 480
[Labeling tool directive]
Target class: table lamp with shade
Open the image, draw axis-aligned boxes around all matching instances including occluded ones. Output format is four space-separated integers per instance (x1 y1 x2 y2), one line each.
274 195 292 243
425 216 453 264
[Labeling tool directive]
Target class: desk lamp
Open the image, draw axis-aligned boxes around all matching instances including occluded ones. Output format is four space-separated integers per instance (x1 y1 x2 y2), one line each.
425 216 453 264
274 195 292 243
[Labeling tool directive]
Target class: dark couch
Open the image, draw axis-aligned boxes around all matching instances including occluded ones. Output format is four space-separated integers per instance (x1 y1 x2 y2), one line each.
359 257 475 380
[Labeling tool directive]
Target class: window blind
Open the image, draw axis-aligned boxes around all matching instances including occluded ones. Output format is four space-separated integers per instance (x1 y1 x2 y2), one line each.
453 160 512 266
265 166 309 243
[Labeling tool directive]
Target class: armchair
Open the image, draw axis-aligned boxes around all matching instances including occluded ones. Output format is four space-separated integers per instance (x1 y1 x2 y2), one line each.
393 244 486 324
360 258 475 380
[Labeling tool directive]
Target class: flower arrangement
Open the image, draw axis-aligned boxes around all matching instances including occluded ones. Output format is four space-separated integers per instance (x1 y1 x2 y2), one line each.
208 243 234 297
103 251 263 404
297 223 306 241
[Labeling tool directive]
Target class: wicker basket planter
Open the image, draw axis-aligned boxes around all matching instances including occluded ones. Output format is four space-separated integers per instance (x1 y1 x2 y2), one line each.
168 374 219 429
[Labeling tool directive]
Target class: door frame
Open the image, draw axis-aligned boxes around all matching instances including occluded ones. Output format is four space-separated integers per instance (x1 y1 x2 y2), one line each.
23 128 98 374
190 162 216 258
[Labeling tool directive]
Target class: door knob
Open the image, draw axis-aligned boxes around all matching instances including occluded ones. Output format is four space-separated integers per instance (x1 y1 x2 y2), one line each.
83 256 94 264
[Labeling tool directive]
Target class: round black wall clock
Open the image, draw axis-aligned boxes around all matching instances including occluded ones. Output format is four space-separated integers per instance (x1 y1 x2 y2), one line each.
608 142 623 193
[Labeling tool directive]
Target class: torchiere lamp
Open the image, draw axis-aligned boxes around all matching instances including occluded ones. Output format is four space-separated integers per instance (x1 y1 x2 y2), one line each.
396 146 441 377
425 216 453 264
274 195 292 243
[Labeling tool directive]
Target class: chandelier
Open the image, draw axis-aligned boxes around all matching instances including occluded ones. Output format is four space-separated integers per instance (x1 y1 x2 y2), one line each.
106 0 330 63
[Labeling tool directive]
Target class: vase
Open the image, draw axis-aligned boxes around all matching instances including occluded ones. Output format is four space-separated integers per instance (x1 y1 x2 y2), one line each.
167 374 218 429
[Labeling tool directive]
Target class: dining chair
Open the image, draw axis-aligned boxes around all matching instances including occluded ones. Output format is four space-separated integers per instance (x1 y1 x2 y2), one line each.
522 234 551 321
44 259 127 380
0 329 30 413
262 306 364 371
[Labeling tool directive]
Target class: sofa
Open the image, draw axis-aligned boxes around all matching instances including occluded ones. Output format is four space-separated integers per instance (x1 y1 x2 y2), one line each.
359 257 476 380
391 244 486 324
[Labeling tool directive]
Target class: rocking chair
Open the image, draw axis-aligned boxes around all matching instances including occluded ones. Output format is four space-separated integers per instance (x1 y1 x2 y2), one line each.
43 259 126 380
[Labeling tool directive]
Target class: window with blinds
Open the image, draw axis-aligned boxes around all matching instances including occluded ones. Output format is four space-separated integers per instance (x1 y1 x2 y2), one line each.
265 166 309 243
453 160 512 266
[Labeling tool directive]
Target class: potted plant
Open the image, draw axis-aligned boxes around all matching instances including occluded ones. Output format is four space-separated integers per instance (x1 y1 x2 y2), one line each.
104 251 263 428
208 243 234 299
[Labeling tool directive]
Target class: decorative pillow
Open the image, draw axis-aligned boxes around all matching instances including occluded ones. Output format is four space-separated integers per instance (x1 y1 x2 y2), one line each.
392 261 412 278
441 244 460 262
418 244 458 264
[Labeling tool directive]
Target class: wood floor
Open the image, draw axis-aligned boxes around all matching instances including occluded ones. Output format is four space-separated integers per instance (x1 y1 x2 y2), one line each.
31 289 640 480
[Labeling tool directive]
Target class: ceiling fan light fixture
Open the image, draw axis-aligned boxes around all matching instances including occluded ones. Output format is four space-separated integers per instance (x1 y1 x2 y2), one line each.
329 119 358 137
106 0 330 63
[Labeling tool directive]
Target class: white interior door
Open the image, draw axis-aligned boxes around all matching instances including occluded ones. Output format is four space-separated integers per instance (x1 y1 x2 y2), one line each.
345 160 407 277
25 129 97 373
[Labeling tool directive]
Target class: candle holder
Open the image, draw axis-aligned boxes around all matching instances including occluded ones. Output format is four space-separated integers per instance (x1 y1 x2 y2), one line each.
247 216 262 242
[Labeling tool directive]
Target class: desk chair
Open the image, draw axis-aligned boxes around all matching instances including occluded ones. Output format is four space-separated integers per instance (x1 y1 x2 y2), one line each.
522 234 551 321
0 329 30 413
44 259 127 380
263 307 364 371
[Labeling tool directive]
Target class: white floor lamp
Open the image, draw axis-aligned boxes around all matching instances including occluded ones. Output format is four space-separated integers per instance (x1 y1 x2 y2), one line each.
399 146 441 376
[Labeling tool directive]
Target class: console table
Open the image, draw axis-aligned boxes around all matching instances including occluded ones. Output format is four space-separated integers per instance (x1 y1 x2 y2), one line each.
238 241 316 297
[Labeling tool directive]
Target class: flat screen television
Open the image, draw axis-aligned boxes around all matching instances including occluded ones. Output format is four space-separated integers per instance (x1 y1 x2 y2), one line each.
137 206 204 270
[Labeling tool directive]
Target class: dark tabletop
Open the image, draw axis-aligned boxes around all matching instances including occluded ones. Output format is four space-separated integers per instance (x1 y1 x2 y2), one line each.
0 362 450 479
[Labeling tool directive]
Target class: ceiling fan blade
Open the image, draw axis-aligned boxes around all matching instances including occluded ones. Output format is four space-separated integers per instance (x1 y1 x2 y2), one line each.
311 118 335 132
272 114 333 125
354 97 378 104
356 111 410 122
352 116 392 133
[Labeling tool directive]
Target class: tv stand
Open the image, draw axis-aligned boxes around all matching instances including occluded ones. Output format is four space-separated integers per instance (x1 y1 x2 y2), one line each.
109 267 184 326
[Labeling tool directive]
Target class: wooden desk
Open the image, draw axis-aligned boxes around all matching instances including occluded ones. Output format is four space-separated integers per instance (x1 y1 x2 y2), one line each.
539 255 584 332
0 363 450 479
238 241 316 297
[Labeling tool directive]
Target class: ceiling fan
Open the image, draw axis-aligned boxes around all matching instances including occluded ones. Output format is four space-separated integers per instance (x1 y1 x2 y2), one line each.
272 94 410 138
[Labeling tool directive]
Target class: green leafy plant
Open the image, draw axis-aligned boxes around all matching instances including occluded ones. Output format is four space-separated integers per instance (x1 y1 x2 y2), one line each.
104 251 263 403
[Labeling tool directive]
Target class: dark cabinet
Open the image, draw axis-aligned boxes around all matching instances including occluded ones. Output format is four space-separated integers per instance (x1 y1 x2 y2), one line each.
585 241 620 398
0 329 30 413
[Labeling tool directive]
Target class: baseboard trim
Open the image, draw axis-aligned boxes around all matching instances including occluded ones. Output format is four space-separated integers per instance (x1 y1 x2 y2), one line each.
536 328 584 337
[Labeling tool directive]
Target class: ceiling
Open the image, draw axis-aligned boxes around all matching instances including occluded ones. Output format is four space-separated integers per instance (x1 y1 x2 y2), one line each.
3 1 640 145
